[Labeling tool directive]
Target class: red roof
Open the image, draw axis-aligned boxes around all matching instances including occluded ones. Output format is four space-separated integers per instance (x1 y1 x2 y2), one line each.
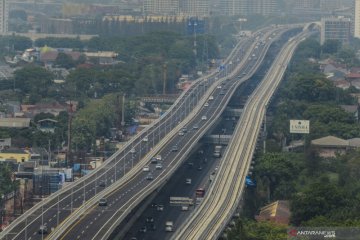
346 73 360 79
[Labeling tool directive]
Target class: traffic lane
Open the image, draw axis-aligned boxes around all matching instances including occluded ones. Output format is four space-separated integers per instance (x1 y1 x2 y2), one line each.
35 31 262 239
60 125 194 239
61 108 217 239
126 144 222 240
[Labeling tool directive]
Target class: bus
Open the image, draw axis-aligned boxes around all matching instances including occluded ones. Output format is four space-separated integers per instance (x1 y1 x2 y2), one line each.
195 188 205 198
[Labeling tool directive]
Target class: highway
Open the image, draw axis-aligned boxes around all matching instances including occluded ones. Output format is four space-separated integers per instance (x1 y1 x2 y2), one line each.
0 25 297 240
52 26 296 240
172 28 311 240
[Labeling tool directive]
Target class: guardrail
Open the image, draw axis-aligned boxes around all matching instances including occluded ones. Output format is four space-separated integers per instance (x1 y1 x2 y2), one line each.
174 25 308 239
48 26 285 240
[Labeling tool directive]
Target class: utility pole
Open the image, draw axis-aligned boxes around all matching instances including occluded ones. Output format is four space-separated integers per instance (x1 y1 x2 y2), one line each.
67 102 73 167
163 63 167 95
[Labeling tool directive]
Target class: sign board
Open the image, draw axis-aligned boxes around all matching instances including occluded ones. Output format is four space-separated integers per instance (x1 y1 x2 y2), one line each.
290 120 310 134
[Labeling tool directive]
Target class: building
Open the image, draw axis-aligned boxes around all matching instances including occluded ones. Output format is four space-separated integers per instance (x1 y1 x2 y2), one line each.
0 138 11 149
180 0 209 17
255 200 290 225
0 118 31 128
320 0 342 11
320 16 351 44
356 0 360 39
311 136 349 158
39 18 73 34
0 149 31 163
84 51 118 65
143 0 179 15
0 0 8 34
219 0 277 16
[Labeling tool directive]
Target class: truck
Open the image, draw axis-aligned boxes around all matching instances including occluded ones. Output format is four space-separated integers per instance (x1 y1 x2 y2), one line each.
213 145 222 158
165 221 174 232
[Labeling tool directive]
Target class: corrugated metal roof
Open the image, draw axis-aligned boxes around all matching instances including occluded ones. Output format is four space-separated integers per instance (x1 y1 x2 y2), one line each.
311 136 349 147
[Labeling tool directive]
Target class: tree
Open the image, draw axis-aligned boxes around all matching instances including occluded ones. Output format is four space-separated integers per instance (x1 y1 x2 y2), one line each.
322 39 341 54
55 52 75 69
291 182 346 225
255 153 303 200
0 164 17 196
13 65 54 101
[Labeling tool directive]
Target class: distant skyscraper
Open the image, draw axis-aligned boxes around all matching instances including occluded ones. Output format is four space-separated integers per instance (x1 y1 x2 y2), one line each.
143 0 179 15
0 0 8 33
355 0 360 39
321 16 351 44
219 0 277 16
181 0 209 17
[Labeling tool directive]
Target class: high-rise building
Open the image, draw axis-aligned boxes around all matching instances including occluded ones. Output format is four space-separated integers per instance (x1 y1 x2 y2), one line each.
219 0 277 16
181 0 209 17
355 0 360 39
143 0 179 15
321 16 351 44
0 0 8 34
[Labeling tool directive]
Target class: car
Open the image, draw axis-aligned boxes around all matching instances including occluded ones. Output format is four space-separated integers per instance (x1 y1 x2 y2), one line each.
209 96 214 100
99 198 108 206
130 148 136 154
151 158 158 164
197 165 203 171
171 146 179 152
156 163 163 170
38 225 48 234
204 102 209 107
181 206 189 211
178 131 184 136
219 91 225 95
187 162 194 167
146 173 153 180
143 166 150 172
139 226 147 233
201 116 207 121
142 136 149 142
186 178 192 185
155 155 162 161
146 217 154 223
217 85 222 89
181 127 188 133
193 124 199 130
99 181 106 187
157 204 164 211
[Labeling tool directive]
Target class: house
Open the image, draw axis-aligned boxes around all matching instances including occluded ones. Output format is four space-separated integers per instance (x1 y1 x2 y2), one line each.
0 148 31 163
0 118 31 128
37 118 58 133
21 102 68 118
340 105 359 122
311 136 349 158
348 138 360 148
0 138 11 149
255 200 290 225
84 51 118 65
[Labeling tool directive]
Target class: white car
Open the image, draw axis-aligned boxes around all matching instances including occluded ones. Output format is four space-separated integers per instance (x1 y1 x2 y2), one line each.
178 131 185 136
204 102 209 107
155 155 162 161
143 136 149 142
130 148 136 154
217 85 222 89
201 116 207 121
155 163 163 170
209 96 214 101
143 166 150 172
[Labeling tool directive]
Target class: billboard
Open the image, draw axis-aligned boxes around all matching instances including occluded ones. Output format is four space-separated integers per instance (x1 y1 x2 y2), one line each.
290 120 310 134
